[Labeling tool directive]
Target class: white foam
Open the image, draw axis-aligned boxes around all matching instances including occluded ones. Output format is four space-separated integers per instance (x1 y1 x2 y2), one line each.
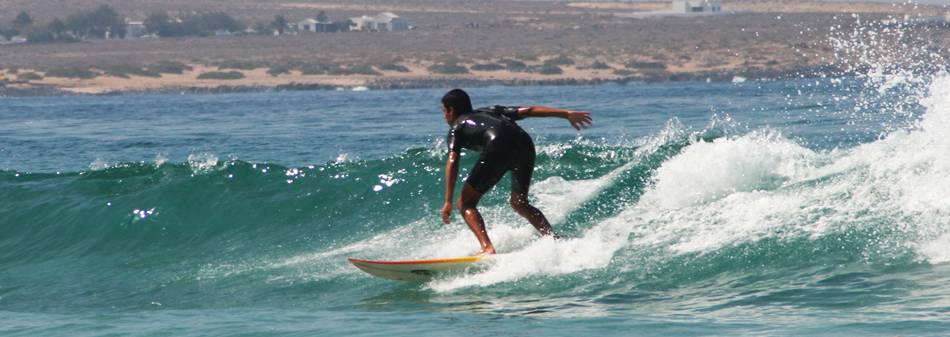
919 233 950 264
333 153 351 164
630 75 950 262
89 158 110 171
154 153 168 167
428 216 632 291
532 158 634 224
642 131 815 209
187 153 219 173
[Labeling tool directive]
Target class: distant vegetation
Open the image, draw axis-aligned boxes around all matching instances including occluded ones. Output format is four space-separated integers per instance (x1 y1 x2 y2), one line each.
150 61 192 74
44 67 99 79
625 61 667 70
428 63 469 74
267 65 292 77
1 6 125 43
534 65 563 75
214 60 259 70
1 6 248 43
66 6 127 39
101 64 161 78
17 72 44 81
344 65 382 76
290 62 378 76
298 63 334 75
613 69 635 76
515 53 539 62
41 63 191 79
2 4 377 47
197 71 245 80
262 60 392 76
145 12 244 37
543 55 574 66
501 59 529 72
377 63 411 72
262 15 288 36
470 63 505 71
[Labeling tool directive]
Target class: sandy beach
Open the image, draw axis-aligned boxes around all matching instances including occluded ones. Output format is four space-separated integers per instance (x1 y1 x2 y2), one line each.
1 0 946 95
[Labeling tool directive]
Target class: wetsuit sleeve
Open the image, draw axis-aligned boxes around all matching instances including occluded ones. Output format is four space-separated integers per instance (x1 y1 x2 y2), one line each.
446 125 462 153
490 105 524 121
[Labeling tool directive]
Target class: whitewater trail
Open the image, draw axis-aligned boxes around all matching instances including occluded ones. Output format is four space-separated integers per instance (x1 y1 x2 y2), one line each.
429 74 950 291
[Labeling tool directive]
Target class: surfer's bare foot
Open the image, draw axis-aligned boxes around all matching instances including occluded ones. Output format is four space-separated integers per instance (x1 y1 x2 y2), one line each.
477 247 496 255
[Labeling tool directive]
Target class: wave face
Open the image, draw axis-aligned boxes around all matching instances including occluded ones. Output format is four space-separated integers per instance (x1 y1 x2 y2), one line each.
4 81 950 334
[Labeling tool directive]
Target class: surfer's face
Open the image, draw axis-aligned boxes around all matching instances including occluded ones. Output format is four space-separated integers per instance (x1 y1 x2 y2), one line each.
442 105 455 125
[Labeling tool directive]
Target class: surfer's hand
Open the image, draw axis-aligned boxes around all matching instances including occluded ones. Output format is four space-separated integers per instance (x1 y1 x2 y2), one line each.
441 202 453 224
567 111 592 130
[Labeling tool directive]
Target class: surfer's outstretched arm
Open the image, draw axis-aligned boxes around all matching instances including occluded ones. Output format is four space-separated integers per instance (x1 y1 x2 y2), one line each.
441 150 461 224
517 106 592 130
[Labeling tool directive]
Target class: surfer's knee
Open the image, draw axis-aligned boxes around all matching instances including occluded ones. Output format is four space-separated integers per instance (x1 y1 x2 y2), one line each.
458 184 483 211
457 196 477 211
509 194 530 212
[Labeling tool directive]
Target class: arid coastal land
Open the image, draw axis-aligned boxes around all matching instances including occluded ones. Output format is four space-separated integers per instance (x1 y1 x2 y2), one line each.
0 0 948 95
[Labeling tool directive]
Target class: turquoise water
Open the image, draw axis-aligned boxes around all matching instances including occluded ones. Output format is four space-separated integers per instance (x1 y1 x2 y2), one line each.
2 75 950 336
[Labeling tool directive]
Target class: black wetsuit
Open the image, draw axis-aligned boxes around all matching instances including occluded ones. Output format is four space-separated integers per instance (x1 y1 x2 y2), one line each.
447 105 536 195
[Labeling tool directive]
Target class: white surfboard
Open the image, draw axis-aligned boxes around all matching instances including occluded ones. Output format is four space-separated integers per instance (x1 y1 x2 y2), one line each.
347 255 487 281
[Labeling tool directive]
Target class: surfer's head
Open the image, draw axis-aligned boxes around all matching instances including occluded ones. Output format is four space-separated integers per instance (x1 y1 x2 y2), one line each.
441 88 473 124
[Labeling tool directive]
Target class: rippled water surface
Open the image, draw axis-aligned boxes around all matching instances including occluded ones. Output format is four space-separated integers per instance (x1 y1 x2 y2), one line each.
2 75 950 336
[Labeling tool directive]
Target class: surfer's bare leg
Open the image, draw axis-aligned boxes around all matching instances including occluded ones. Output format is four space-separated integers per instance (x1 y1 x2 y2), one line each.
458 183 496 255
510 192 558 238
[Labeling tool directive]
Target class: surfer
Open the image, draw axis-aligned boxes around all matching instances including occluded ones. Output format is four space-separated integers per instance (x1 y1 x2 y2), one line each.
440 88 592 255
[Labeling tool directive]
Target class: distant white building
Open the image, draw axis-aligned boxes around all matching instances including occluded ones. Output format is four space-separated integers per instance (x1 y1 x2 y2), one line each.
672 0 721 14
374 12 410 31
297 18 318 32
349 12 410 31
297 18 338 32
125 19 147 39
349 15 375 31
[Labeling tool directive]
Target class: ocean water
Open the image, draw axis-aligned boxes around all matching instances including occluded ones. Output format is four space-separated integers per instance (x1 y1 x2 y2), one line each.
3 69 950 335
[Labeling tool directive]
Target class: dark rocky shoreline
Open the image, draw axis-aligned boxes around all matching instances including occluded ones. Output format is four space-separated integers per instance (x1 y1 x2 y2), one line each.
0 85 75 97
0 65 845 97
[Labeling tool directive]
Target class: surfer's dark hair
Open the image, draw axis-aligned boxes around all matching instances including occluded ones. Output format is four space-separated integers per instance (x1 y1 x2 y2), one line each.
441 89 473 115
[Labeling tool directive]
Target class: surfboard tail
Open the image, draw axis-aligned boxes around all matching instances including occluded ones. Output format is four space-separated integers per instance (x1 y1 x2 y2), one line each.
347 256 486 281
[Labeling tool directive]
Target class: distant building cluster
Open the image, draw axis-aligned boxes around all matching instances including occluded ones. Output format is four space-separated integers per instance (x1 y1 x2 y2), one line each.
893 13 950 26
295 12 411 33
671 0 722 14
3 7 414 44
